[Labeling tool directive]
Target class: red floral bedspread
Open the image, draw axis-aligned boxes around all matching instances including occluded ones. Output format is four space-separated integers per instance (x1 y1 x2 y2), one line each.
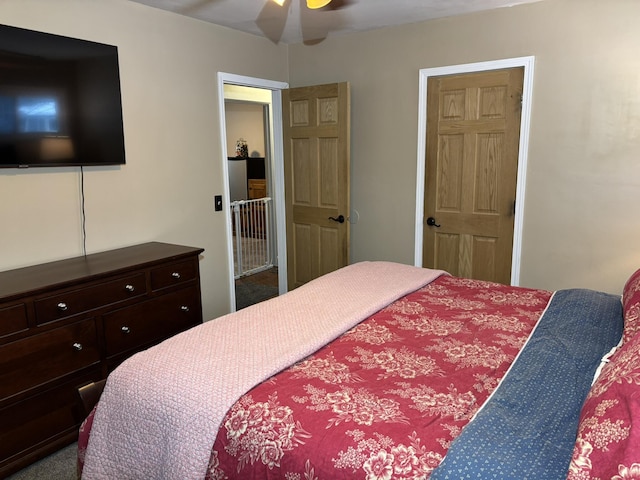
206 276 551 479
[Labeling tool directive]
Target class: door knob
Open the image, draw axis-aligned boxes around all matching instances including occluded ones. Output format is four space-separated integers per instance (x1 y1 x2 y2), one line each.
426 217 441 227
328 215 345 223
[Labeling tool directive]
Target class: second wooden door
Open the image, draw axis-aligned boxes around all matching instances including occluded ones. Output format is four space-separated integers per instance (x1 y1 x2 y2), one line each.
423 68 523 284
283 82 351 290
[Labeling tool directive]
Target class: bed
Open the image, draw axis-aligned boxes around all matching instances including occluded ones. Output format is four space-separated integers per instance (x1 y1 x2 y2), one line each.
77 261 640 479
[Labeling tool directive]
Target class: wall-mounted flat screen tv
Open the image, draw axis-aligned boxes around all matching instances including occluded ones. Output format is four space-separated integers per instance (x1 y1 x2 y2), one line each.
0 24 125 168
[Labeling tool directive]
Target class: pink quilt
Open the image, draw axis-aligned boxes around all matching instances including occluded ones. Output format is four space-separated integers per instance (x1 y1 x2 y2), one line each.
205 275 552 479
81 262 445 480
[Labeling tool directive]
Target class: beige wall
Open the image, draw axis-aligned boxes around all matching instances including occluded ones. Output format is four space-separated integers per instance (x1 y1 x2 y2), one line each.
288 0 640 294
225 103 266 158
0 0 288 320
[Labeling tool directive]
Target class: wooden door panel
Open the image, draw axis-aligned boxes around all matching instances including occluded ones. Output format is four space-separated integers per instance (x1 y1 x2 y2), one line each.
319 227 340 275
290 223 341 284
318 96 339 125
436 134 464 211
319 138 339 207
292 139 312 205
472 236 498 281
441 90 465 120
479 86 507 119
459 235 473 277
474 133 502 214
291 99 310 126
433 233 499 281
425 68 523 285
293 223 313 284
284 83 350 290
434 233 460 276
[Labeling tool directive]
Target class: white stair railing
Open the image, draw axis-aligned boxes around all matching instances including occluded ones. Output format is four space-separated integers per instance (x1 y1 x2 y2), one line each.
231 197 274 279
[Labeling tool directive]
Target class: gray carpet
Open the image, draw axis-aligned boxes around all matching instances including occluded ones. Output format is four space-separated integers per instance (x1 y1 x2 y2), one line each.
235 266 279 310
7 443 76 480
235 281 278 310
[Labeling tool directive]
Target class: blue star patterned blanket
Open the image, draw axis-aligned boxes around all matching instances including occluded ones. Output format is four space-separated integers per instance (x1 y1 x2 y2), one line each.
430 289 623 480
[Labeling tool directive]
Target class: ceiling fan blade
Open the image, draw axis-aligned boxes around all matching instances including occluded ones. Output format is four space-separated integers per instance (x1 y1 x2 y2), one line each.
300 0 353 45
257 0 291 44
324 0 354 10
178 0 222 15
300 0 330 45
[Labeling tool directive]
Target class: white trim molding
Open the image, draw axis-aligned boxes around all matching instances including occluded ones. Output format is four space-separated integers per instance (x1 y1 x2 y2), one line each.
414 56 535 286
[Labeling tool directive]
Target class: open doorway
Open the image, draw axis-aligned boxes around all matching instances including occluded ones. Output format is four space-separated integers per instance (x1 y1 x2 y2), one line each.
217 73 289 312
224 94 278 309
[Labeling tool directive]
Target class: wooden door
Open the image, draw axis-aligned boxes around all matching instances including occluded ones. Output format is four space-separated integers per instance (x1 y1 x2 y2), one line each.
423 68 523 284
283 82 350 290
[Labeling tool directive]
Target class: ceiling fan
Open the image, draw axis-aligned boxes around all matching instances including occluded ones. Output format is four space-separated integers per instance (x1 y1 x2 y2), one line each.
274 0 331 9
261 0 353 44
182 0 353 45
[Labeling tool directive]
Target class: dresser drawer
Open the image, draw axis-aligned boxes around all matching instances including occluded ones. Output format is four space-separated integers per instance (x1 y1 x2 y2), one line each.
104 287 201 357
34 273 146 325
150 259 197 291
0 303 28 339
0 369 99 472
0 319 100 400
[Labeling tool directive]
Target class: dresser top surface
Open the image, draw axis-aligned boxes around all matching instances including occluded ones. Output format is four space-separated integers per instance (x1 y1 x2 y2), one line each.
0 242 204 301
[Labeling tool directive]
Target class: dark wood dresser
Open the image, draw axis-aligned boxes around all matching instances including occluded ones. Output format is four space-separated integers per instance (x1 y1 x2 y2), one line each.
0 242 204 477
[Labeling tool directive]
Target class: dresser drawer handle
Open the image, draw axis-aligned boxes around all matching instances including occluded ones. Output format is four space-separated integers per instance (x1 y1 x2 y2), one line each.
180 305 190 313
57 302 69 311
171 272 181 280
72 342 83 351
121 326 131 334
124 284 135 292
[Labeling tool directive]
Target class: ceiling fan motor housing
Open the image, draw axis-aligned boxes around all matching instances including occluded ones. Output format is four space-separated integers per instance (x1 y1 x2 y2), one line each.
306 0 332 9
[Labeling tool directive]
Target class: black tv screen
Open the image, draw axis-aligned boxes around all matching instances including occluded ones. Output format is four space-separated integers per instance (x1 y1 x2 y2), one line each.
0 24 125 168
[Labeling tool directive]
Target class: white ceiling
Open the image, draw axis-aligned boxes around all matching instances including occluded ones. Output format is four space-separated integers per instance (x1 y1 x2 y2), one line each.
129 0 544 45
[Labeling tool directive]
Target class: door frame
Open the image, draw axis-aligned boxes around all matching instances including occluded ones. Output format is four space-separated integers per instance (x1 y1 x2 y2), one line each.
217 72 289 311
413 56 535 286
